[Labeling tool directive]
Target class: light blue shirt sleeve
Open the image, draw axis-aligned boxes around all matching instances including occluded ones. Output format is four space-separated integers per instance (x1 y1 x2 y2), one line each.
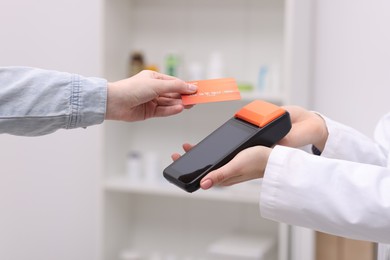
0 67 107 136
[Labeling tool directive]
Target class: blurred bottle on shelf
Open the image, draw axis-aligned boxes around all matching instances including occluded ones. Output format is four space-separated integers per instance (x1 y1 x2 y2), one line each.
257 65 269 92
165 52 180 77
129 51 145 76
237 82 254 93
145 64 159 72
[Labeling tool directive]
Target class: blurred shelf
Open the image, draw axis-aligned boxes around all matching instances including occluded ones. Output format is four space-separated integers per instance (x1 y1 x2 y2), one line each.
240 91 285 104
208 232 277 260
102 0 314 258
104 176 261 204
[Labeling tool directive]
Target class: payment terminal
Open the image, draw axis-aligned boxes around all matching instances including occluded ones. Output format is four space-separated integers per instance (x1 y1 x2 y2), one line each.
163 100 292 193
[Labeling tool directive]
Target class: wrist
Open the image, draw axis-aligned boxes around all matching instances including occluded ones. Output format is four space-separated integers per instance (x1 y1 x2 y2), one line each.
313 113 329 152
105 82 119 120
259 146 272 178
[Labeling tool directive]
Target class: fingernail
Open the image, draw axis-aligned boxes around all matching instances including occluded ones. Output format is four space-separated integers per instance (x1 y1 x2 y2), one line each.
188 84 197 91
201 179 213 190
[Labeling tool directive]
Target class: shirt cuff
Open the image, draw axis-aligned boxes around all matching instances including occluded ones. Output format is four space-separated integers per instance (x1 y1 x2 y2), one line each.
259 145 287 220
68 74 107 129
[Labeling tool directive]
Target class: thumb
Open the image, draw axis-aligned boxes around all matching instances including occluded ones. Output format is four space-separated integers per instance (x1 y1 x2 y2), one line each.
200 167 231 190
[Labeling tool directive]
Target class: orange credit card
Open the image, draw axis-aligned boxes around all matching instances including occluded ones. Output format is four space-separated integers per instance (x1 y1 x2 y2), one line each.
182 78 241 105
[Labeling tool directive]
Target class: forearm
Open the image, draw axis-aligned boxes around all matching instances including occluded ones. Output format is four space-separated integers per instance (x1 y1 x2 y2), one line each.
0 67 107 136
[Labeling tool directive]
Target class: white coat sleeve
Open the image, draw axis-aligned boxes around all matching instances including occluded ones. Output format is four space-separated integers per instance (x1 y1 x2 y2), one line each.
259 113 390 243
320 115 387 166
260 146 390 243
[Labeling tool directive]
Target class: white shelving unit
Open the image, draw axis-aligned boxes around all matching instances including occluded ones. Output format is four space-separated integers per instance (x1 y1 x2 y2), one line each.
105 177 262 204
102 0 313 259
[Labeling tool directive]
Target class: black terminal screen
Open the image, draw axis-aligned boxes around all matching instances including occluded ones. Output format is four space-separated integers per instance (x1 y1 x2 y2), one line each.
168 119 257 183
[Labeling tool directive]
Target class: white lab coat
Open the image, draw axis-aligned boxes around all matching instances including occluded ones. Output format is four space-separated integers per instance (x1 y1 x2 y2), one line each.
259 113 390 259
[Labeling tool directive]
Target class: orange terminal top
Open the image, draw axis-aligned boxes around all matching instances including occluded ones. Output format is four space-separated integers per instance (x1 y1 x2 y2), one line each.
234 100 286 127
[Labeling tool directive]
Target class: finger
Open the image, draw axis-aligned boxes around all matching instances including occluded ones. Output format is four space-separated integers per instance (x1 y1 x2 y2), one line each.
156 95 195 109
153 78 197 95
200 178 214 190
158 92 182 99
182 143 193 152
200 169 224 190
171 143 193 161
151 71 180 81
156 96 183 106
171 153 181 161
203 174 243 188
200 147 262 190
200 166 232 190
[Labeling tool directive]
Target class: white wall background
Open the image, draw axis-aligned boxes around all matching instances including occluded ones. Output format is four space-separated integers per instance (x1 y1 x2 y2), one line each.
0 0 104 260
312 0 390 136
1 0 390 259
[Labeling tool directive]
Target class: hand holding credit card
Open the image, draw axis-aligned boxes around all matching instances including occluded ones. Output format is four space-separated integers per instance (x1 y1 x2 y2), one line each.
182 78 241 105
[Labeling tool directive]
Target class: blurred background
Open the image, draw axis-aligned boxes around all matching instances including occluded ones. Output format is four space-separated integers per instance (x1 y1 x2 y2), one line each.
0 0 389 259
